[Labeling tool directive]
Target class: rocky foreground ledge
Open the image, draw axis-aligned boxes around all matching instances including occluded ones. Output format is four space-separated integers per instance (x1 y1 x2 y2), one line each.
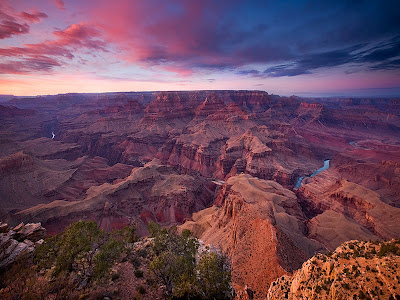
0 222 46 269
267 239 400 300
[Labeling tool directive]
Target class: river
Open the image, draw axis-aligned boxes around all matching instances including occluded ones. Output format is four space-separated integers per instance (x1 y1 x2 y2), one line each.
295 159 330 189
349 141 370 150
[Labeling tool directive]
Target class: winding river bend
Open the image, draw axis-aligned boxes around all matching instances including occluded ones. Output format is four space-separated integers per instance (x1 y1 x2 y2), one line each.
295 159 330 189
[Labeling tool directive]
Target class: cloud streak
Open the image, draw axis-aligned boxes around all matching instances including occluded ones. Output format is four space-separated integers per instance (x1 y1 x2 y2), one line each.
0 23 108 74
239 38 400 78
53 0 65 11
0 57 61 74
0 19 29 39
20 11 48 23
0 2 48 39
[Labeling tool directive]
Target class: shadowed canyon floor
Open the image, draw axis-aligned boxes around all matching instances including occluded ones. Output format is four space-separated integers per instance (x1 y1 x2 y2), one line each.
1 91 399 298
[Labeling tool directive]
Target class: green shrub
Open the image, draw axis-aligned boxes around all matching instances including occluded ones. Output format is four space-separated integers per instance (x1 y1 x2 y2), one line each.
149 224 198 296
136 248 148 258
315 285 321 293
134 269 144 278
93 237 123 279
378 242 400 257
136 285 146 294
131 256 141 268
148 222 233 299
53 221 103 276
34 234 60 270
194 251 232 300
111 271 120 281
34 220 131 282
342 283 350 290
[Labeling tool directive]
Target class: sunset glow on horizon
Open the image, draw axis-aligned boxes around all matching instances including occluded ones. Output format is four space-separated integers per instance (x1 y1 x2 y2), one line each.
1 0 399 97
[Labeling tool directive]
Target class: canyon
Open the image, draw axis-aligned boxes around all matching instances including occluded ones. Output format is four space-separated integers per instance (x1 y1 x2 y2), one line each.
0 91 399 298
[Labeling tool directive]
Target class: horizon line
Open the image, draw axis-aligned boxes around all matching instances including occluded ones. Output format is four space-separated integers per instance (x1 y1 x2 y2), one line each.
1 89 400 99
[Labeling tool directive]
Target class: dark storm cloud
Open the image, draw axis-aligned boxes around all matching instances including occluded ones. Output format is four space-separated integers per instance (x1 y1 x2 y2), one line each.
237 70 260 76
263 44 365 77
359 37 400 64
263 65 310 77
229 0 400 77
260 37 400 78
370 59 400 71
232 33 399 78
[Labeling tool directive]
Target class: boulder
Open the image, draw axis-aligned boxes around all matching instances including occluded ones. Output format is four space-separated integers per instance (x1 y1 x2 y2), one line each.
0 222 46 269
13 222 46 242
0 222 10 233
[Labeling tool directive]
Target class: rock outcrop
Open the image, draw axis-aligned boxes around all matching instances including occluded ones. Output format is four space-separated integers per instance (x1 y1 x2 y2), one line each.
0 222 45 269
0 105 35 118
12 159 214 235
299 169 400 246
0 151 34 174
180 174 324 298
267 239 400 299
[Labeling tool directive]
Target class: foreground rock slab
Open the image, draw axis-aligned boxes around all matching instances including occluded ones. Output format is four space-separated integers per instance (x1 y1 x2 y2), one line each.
267 239 400 299
0 222 45 269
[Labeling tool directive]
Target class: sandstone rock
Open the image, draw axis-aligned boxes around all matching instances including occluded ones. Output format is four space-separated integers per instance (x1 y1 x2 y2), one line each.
13 160 214 235
0 222 10 233
13 222 46 242
180 174 324 299
0 151 34 175
267 239 400 299
0 222 45 269
307 210 379 251
0 104 35 118
300 169 400 244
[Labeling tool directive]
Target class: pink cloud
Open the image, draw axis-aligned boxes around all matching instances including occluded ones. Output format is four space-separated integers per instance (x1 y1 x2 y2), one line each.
0 3 29 39
53 0 65 11
0 43 73 59
0 20 29 39
20 11 48 23
53 23 107 50
0 62 26 74
87 0 229 70
0 56 60 74
1 23 107 56
0 23 107 74
0 2 47 39
163 65 193 76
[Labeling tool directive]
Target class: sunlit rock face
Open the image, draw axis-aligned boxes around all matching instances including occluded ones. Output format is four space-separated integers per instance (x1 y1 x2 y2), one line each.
267 239 400 300
180 174 325 298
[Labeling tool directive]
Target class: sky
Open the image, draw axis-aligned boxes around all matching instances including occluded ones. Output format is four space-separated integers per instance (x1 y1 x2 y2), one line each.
0 0 399 97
